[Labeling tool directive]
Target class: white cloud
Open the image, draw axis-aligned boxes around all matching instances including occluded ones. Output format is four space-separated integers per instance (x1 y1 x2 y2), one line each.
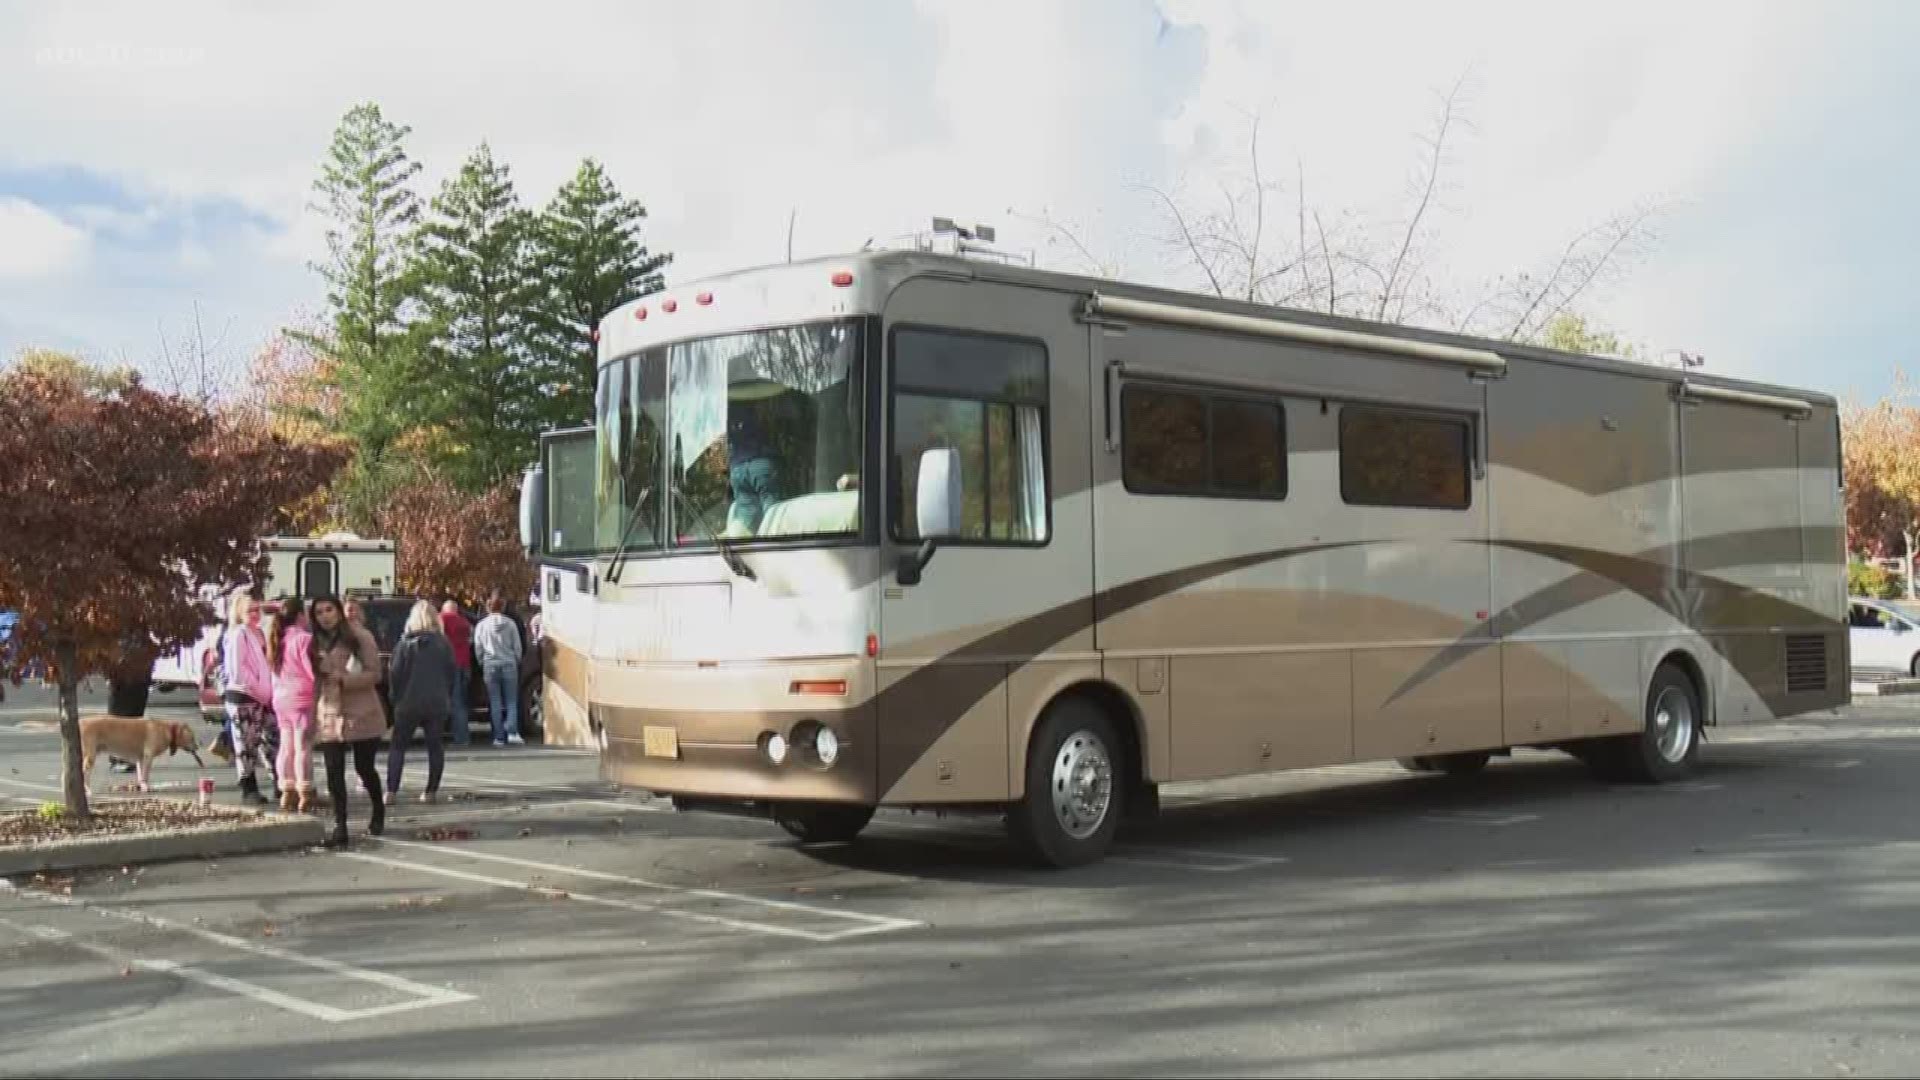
0 0 1898 392
0 197 89 279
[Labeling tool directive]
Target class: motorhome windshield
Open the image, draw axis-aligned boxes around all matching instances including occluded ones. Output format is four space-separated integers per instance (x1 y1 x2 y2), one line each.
596 318 865 555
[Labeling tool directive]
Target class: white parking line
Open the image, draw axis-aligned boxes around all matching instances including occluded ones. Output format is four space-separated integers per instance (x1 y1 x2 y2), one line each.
1418 810 1541 826
0 879 473 1021
440 770 568 790
866 816 1288 873
360 837 923 942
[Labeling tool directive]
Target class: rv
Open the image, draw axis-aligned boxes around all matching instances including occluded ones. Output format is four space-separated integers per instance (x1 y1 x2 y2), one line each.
519 223 1847 868
258 533 396 601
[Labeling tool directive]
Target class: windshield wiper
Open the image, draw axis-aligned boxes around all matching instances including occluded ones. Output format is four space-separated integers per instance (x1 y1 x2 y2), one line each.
604 486 655 585
667 482 756 582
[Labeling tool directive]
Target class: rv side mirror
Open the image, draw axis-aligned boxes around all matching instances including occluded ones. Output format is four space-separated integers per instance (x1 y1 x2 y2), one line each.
519 465 546 556
899 448 962 587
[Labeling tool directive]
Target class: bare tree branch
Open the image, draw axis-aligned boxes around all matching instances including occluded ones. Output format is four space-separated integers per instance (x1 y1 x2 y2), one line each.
1151 184 1227 298
1296 159 1311 311
1521 209 1654 340
1006 207 1120 277
1378 71 1468 321
1246 115 1264 302
1313 210 1336 315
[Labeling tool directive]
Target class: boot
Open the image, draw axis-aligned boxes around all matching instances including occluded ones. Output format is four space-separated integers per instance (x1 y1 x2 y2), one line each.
296 787 313 814
239 775 269 807
279 788 296 812
324 824 349 849
368 791 385 837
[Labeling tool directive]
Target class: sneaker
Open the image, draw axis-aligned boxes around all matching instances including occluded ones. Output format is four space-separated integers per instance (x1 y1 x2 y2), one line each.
493 740 508 748
420 790 439 804
506 734 525 746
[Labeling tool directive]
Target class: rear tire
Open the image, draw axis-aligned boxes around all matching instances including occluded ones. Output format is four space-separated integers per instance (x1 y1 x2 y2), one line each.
774 803 874 844
1586 662 1701 783
1007 698 1124 869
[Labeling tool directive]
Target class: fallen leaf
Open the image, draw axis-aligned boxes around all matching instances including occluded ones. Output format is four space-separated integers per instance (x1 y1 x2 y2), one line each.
792 886 814 895
419 826 475 842
120 966 134 977
518 827 533 837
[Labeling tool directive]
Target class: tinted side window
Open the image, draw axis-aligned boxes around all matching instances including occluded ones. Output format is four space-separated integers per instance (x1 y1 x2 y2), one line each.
1122 385 1286 499
1211 398 1285 496
1339 406 1471 509
1123 387 1207 492
890 329 1049 544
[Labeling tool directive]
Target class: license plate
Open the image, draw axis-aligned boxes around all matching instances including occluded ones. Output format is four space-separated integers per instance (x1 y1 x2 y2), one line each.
642 726 679 759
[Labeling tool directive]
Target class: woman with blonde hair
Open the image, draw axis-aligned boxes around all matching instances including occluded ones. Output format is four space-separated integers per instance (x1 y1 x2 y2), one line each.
220 590 277 806
387 599 457 804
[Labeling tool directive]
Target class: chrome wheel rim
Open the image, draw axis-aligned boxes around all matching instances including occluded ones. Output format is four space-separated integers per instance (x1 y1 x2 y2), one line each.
1651 686 1695 763
1051 729 1113 840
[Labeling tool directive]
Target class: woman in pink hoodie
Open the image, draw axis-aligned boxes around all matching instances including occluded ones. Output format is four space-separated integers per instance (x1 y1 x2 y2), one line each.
269 595 317 813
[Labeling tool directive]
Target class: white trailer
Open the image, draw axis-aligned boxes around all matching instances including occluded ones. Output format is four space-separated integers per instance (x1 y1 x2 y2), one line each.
258 533 397 601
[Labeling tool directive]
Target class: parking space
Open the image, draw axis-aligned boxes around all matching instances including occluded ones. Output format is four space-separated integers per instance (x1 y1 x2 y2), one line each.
8 699 1920 1075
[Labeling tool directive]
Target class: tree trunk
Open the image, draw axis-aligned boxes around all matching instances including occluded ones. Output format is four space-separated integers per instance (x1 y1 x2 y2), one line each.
1896 526 1912 599
56 640 90 818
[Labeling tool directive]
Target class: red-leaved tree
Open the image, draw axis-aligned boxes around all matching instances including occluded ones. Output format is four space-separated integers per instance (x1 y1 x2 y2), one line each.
0 364 347 816
378 473 536 606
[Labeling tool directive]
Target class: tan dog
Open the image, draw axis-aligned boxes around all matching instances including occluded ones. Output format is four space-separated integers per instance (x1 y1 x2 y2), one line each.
78 715 205 793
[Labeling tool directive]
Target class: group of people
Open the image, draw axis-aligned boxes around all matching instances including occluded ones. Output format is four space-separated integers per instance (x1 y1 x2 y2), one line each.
216 590 529 848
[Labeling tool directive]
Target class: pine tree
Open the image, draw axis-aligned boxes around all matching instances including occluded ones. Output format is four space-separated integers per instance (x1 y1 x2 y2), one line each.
529 158 671 427
292 102 426 460
412 142 546 491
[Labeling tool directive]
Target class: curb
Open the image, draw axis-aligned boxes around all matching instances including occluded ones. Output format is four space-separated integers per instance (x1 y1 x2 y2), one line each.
0 815 326 876
1852 678 1920 697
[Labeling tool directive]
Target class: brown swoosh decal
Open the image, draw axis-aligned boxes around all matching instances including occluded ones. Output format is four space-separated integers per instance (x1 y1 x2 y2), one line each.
1385 528 1842 705
874 541 1361 793
877 526 1839 792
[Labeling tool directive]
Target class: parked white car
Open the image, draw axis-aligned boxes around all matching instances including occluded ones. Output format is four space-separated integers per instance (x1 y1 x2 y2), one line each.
1848 597 1920 677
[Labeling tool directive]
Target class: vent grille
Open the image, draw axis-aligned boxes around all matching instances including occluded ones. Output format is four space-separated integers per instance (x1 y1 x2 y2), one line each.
1785 634 1827 693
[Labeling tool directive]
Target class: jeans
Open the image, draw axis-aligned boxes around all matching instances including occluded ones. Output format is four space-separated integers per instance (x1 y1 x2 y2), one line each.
725 457 779 535
484 663 519 744
387 708 445 796
447 664 470 746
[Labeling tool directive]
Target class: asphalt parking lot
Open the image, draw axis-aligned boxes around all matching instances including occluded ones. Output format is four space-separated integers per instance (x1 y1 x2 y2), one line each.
5 683 1920 1077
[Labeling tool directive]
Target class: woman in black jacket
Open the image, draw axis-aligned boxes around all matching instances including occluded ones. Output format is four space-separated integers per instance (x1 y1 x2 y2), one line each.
388 600 457 803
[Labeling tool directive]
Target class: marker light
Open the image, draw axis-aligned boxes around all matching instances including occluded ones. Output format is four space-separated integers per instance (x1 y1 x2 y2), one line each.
831 270 854 287
662 298 678 313
634 306 649 320
696 291 713 306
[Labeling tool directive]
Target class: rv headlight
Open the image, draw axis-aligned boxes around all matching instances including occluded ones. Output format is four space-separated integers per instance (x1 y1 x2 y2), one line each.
814 726 840 766
764 732 789 765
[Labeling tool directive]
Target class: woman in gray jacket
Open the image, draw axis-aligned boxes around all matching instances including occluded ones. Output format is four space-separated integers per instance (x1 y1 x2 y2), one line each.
388 600 457 803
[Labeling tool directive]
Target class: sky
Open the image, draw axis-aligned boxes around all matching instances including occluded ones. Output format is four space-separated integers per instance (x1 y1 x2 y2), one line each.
1 0 1916 403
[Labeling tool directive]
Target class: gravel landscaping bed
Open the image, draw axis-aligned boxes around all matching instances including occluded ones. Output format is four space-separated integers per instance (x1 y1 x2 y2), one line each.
0 799 259 847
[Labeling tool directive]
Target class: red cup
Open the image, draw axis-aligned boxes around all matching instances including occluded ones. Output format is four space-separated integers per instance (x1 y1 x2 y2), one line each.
197 777 216 807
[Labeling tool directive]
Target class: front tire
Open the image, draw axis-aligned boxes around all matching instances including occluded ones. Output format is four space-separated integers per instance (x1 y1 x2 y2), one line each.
774 803 874 844
1007 699 1124 868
